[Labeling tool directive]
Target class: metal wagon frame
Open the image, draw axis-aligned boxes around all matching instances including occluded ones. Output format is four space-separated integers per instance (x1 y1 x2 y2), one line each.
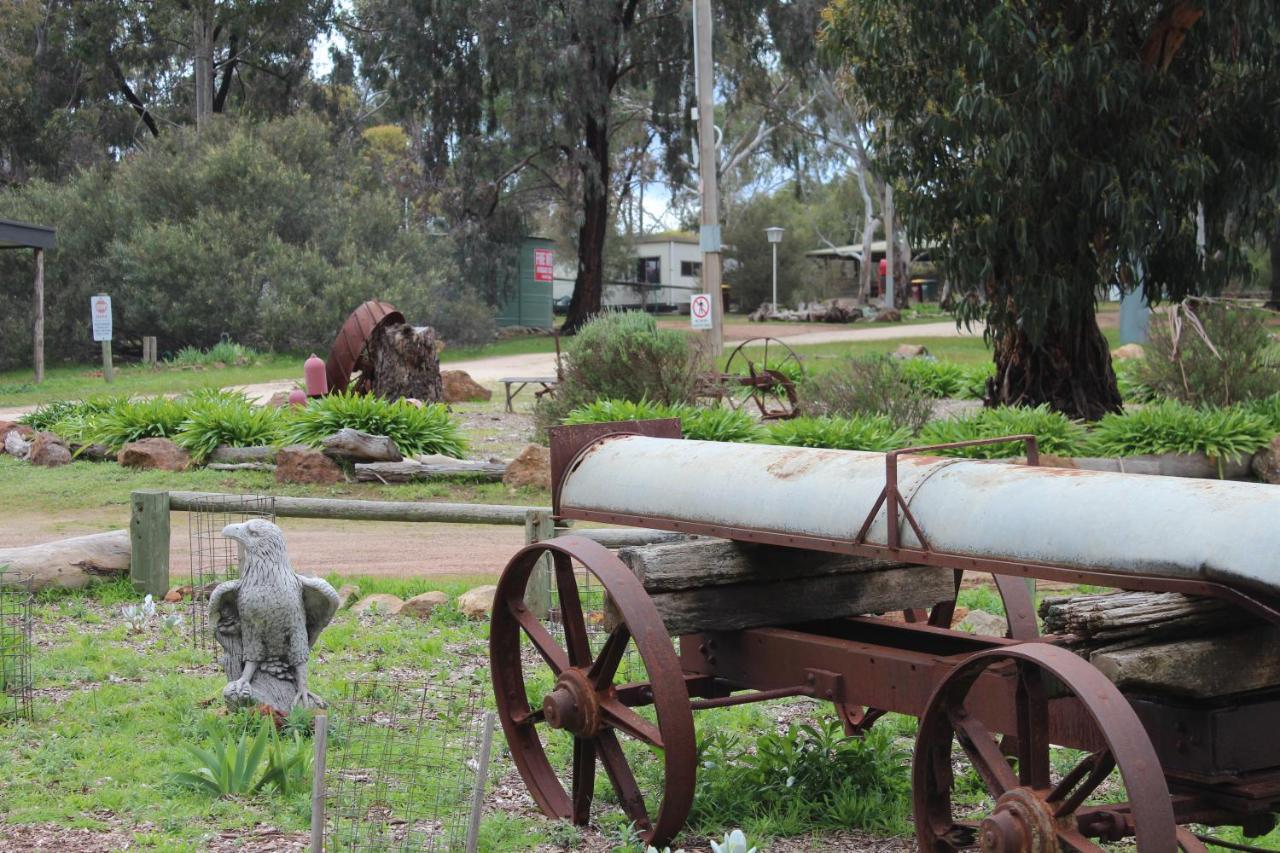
490 420 1280 851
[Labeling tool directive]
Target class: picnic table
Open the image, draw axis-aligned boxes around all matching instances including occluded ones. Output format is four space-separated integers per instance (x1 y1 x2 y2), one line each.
500 376 558 412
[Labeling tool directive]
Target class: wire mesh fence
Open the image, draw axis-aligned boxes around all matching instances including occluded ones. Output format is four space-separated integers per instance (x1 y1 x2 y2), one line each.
0 570 33 723
325 678 493 852
188 494 275 651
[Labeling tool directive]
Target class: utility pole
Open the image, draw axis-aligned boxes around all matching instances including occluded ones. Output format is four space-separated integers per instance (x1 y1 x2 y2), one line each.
693 0 724 355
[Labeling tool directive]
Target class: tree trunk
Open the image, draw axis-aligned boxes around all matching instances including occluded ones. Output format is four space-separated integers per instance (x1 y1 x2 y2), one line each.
192 5 215 130
988 298 1122 420
895 226 911 307
1268 221 1280 310
355 322 444 403
0 530 130 591
562 117 610 335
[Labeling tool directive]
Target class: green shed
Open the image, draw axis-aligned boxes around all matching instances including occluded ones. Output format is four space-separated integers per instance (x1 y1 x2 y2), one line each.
497 237 555 328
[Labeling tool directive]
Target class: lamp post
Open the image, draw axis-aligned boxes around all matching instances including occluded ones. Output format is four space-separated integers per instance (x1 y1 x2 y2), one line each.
765 226 784 310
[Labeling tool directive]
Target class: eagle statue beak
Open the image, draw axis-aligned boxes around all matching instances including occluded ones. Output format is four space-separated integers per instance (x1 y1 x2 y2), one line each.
221 522 249 545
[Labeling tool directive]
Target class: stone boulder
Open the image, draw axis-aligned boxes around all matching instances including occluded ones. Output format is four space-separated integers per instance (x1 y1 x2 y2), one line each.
503 443 552 491
873 308 902 323
351 593 405 616
29 431 72 467
0 420 31 451
118 437 190 471
1254 437 1280 485
959 609 1009 637
1111 343 1146 361
893 344 929 359
401 591 449 619
457 585 497 619
73 443 115 462
275 445 342 485
442 370 493 403
336 584 360 609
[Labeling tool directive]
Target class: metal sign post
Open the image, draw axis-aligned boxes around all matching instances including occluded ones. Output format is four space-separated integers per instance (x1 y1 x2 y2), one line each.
692 0 723 355
91 293 114 383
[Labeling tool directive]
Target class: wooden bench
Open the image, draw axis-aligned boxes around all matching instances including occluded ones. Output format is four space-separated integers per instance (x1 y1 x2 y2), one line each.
500 375 558 412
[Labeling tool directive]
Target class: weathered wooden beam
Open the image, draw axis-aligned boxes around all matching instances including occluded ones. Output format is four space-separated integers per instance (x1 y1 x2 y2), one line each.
206 462 276 472
130 489 170 596
1091 627 1280 699
639 563 955 636
524 509 554 619
0 529 130 591
168 491 538 525
354 460 506 483
618 538 911 594
209 445 276 464
321 428 402 463
1040 591 1250 649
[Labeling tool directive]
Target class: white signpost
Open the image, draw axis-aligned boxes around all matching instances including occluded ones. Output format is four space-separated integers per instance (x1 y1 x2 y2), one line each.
90 294 114 382
689 293 714 330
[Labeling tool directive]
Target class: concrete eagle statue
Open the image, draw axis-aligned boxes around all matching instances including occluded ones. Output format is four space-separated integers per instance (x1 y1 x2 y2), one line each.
210 519 340 713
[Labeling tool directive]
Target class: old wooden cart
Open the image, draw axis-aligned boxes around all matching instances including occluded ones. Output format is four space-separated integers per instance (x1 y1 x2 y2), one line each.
489 420 1280 850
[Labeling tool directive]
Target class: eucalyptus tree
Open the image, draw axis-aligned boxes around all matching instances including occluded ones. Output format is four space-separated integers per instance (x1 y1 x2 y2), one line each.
823 1 1280 418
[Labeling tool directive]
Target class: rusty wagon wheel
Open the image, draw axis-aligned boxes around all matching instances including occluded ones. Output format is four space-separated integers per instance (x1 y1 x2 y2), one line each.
914 643 1181 852
490 536 695 847
723 337 802 419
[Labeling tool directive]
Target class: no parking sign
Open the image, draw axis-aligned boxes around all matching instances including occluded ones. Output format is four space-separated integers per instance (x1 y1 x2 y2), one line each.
689 293 713 330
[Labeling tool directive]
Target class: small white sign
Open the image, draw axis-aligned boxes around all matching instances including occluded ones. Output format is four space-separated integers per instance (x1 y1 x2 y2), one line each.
91 294 112 342
689 293 714 330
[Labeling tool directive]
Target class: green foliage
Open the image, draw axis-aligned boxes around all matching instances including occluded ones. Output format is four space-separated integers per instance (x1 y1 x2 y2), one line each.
87 397 191 450
1133 303 1280 408
283 391 466 458
690 716 911 837
173 713 311 799
764 415 911 452
917 406 1086 458
20 396 123 440
1241 395 1280 435
166 341 260 368
563 400 763 443
799 355 934 431
1085 401 1273 464
175 400 287 463
1113 360 1160 404
898 359 992 401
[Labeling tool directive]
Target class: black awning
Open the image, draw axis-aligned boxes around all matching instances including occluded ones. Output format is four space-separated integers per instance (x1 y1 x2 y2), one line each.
0 217 57 250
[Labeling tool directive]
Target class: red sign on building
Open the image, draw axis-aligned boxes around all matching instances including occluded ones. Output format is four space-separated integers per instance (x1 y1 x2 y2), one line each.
534 248 554 283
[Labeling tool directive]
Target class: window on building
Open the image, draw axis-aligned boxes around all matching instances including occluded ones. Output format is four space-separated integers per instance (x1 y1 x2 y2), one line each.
680 260 703 278
637 257 661 284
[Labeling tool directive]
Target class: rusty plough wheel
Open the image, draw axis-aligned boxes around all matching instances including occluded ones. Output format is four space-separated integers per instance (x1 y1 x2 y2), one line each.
324 300 403 394
489 536 695 847
913 643 1184 852
723 337 802 419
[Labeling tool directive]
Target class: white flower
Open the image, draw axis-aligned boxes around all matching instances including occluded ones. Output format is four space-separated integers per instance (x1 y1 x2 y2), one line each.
710 829 756 853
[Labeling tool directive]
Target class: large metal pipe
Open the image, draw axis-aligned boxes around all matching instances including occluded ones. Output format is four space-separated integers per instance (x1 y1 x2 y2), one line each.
557 436 1280 598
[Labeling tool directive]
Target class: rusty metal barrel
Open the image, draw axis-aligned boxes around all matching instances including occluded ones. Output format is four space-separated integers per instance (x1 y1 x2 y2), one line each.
556 434 1280 600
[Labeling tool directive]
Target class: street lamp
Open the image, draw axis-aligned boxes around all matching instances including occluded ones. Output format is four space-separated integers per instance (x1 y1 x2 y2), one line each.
764 226 784 309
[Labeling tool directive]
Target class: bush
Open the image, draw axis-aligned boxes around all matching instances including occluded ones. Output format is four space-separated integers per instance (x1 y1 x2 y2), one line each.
166 340 260 368
899 359 993 400
1134 302 1280 407
1242 394 1280 435
175 400 287 463
536 312 708 435
563 400 763 443
283 391 466 458
1084 401 1272 463
917 405 1086 458
764 415 911 452
798 355 934 432
88 397 192 449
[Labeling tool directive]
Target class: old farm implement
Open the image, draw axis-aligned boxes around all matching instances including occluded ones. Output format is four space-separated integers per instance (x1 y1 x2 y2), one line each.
701 337 803 419
489 420 1280 850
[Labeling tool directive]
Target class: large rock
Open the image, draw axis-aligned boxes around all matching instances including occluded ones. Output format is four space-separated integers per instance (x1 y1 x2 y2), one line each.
893 344 929 359
1254 437 1280 485
118 437 190 471
1111 343 1146 361
503 443 552 491
959 610 1009 637
4 428 32 459
29 431 72 467
873 308 903 323
457 585 497 619
442 370 493 403
275 445 343 485
401 591 449 619
0 420 30 451
351 593 405 616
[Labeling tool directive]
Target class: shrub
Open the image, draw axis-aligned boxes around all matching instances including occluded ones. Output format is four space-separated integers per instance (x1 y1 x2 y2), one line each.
917 405 1086 458
173 714 310 798
1134 301 1280 407
88 397 192 449
20 396 124 440
798 355 933 432
563 400 763 443
763 415 912 452
1241 394 1280 435
1084 401 1272 464
175 400 287 462
165 340 260 368
897 358 993 400
283 391 466 458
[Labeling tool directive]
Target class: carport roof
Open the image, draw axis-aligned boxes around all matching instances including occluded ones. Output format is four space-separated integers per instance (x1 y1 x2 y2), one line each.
0 217 57 250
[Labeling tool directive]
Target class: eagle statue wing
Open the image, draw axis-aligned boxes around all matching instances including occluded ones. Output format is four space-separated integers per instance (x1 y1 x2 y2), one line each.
208 579 241 639
299 576 340 648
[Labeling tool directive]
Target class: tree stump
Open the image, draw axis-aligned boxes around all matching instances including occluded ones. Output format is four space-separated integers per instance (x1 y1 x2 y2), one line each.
355 322 444 403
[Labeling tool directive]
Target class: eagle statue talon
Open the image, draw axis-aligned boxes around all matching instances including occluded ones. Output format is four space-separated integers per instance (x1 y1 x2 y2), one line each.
210 520 339 715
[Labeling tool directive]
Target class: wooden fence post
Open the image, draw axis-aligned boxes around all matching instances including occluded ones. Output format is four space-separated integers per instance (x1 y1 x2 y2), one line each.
524 509 554 618
130 490 170 597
